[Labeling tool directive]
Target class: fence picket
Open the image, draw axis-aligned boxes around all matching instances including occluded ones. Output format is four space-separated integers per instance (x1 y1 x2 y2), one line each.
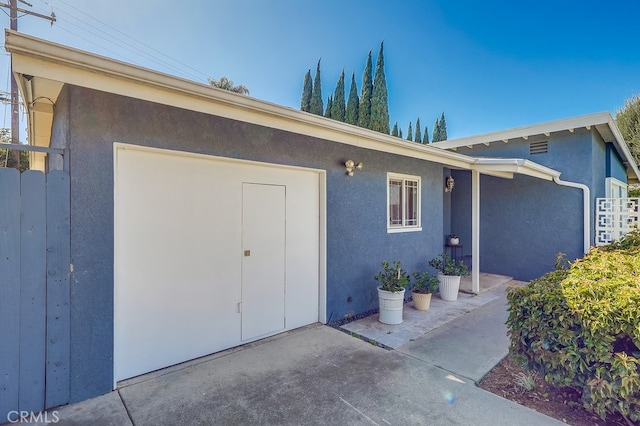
0 168 21 420
45 171 71 408
0 168 71 421
18 171 47 413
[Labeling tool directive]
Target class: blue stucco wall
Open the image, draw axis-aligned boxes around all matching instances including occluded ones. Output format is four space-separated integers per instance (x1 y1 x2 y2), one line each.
606 142 628 183
454 130 594 183
53 85 446 402
451 131 596 280
450 171 583 280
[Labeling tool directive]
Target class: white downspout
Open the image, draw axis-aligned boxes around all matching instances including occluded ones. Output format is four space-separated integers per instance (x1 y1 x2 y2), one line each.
552 176 590 254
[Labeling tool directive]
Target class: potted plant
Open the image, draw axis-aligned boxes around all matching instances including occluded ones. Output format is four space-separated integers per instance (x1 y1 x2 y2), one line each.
374 260 409 324
428 253 468 301
410 271 439 311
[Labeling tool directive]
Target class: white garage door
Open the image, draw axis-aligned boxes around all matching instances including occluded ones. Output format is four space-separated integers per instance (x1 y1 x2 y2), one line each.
113 144 323 383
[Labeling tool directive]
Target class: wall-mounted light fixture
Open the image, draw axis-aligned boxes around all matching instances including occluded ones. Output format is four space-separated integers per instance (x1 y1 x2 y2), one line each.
444 176 455 192
345 159 363 176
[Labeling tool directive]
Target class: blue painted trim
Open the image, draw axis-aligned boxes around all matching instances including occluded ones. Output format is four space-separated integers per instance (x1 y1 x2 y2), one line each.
606 143 611 178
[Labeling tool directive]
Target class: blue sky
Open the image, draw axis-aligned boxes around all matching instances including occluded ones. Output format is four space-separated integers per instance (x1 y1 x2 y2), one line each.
2 0 640 140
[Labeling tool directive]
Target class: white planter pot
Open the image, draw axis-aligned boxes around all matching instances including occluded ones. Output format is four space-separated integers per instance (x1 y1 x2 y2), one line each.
449 237 459 245
377 287 405 324
438 274 461 301
412 291 432 311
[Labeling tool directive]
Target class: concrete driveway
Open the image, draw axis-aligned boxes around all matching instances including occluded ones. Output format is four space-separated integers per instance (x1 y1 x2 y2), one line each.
36 285 563 425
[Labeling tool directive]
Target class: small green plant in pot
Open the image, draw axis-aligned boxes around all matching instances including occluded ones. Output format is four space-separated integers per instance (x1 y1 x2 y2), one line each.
428 253 468 276
375 260 410 292
411 271 439 311
375 260 409 324
428 253 468 301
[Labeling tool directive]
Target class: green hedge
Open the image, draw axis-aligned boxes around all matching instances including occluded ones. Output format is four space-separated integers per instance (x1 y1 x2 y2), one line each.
506 230 640 422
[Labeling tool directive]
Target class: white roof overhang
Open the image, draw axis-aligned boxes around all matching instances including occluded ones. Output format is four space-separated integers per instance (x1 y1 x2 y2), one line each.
5 30 478 169
432 112 640 184
471 158 561 181
4 30 562 183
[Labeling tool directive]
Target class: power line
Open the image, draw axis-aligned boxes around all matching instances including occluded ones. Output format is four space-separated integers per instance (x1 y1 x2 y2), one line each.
36 0 210 82
0 0 54 163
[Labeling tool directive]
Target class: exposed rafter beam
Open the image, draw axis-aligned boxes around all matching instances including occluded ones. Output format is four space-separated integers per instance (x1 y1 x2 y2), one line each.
569 128 575 133
482 142 490 146
523 135 529 140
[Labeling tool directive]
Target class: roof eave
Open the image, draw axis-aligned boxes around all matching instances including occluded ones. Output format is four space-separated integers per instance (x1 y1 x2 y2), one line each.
432 113 612 149
4 29 475 170
472 158 561 181
432 112 640 185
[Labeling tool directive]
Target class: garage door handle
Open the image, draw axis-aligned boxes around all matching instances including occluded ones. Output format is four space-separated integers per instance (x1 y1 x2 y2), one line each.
237 302 242 313
244 250 251 256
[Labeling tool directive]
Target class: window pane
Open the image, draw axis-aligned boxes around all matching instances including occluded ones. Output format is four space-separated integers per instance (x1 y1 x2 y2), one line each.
404 180 418 226
389 179 402 226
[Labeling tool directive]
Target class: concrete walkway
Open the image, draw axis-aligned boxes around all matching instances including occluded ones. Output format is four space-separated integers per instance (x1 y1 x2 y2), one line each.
340 272 513 350
19 279 565 426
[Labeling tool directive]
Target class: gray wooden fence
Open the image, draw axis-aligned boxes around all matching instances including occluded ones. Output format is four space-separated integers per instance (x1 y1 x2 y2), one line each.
0 168 70 421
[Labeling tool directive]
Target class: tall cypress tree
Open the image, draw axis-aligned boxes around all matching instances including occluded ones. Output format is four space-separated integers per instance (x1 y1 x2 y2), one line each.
324 96 333 118
310 59 323 116
407 121 413 141
391 122 398 137
399 128 403 139
423 125 429 144
370 42 390 134
331 69 346 122
439 112 448 140
414 117 422 143
358 51 373 129
345 72 359 125
432 118 441 142
301 69 312 112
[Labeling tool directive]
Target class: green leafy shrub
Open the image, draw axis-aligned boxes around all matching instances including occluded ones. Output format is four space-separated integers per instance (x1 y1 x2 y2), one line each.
375 260 409 293
410 270 440 294
506 230 640 422
428 253 468 276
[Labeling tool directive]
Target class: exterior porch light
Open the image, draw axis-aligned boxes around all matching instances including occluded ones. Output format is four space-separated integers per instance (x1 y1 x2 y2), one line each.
445 176 455 192
344 159 363 176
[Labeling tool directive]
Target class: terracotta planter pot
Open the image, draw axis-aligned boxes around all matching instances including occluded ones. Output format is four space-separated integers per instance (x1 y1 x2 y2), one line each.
438 274 461 301
377 287 405 324
412 291 432 311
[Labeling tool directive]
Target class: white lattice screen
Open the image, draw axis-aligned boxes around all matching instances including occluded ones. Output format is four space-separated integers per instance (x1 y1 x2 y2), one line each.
595 198 639 246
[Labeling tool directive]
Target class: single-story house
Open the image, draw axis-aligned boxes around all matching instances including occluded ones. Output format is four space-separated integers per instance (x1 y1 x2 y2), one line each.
433 115 640 280
1 30 638 418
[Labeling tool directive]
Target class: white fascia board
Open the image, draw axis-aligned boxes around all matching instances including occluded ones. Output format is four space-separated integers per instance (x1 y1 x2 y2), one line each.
472 158 561 181
4 30 474 170
432 112 612 149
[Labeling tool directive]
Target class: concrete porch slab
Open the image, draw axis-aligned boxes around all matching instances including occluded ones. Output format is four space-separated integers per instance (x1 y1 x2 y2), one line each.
459 272 513 294
340 279 524 350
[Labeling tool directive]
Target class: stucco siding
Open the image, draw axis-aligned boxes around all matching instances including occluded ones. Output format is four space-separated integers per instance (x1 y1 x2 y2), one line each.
454 130 593 184
450 171 583 281
604 139 628 184
54 85 445 402
451 130 598 277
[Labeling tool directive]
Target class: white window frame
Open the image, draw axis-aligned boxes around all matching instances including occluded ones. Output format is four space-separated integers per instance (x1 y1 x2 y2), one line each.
387 172 422 233
605 177 628 199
